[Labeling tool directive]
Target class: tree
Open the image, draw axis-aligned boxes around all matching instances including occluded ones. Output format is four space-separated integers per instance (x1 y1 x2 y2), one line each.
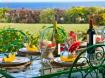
64 7 88 23
54 9 65 23
40 8 55 23
0 8 10 22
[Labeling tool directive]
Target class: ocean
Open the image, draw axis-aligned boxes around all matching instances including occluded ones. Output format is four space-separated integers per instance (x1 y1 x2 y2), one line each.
0 1 105 9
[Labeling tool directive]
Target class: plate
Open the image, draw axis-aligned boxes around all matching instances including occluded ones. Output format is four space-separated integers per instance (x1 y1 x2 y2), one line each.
18 48 40 56
19 48 40 52
19 48 27 52
13 57 30 63
0 57 30 67
51 57 86 67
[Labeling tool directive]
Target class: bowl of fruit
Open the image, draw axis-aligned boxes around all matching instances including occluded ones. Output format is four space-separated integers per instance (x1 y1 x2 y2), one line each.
0 53 30 67
18 43 40 56
60 51 77 62
53 51 85 67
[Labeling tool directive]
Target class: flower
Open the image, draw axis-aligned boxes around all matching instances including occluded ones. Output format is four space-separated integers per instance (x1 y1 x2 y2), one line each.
96 37 101 42
69 31 77 41
69 41 80 53
96 35 105 42
48 41 56 48
60 44 65 51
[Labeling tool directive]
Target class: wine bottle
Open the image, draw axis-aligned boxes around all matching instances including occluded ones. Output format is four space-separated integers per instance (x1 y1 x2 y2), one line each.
87 16 96 58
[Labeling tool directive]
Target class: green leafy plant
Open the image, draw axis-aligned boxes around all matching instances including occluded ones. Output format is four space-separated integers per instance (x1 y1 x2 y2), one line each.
25 31 40 47
0 28 28 52
40 21 67 43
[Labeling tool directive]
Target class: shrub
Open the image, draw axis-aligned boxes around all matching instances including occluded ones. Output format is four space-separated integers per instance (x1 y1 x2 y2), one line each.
40 8 55 23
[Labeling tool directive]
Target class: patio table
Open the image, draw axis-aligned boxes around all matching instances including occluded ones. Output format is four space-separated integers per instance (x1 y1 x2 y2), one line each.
0 44 105 78
37 44 105 78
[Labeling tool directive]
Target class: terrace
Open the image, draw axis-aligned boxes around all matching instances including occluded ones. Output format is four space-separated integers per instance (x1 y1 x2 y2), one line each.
0 19 105 78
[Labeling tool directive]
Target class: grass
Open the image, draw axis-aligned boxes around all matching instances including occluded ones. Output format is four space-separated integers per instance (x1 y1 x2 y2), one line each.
0 23 94 34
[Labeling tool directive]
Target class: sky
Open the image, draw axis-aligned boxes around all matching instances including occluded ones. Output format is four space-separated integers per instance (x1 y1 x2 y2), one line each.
1 0 105 2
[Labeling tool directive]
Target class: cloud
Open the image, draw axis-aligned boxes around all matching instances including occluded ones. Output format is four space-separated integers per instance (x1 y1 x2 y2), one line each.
2 0 105 2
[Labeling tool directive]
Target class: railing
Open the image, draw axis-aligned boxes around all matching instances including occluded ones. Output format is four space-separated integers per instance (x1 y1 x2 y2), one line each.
34 44 105 78
0 69 14 78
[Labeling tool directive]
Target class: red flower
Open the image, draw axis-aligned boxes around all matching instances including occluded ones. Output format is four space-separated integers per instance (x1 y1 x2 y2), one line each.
52 43 56 47
60 44 65 51
69 31 77 41
48 44 52 48
96 35 105 42
96 37 101 42
69 31 74 36
69 41 80 53
60 47 65 51
48 43 56 48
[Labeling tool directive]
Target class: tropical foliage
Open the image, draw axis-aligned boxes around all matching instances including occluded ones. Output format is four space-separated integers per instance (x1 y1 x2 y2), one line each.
0 28 28 52
0 27 41 53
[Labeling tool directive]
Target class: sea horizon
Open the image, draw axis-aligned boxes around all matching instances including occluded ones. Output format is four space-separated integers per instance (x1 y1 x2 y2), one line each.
0 1 105 9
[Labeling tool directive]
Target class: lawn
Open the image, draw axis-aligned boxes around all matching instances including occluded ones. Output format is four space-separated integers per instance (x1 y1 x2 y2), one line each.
0 23 92 34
